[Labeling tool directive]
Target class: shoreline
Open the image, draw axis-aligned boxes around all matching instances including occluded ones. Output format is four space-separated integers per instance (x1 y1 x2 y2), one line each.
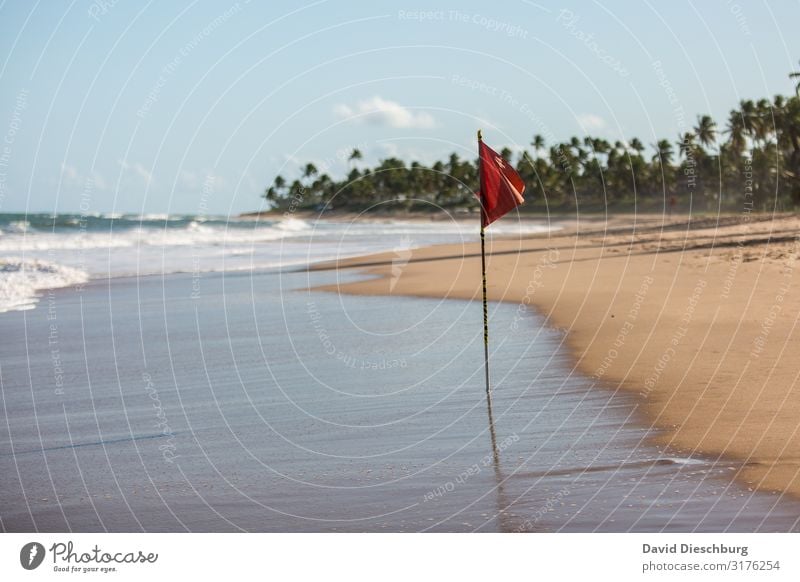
239 209 481 222
7 264 799 531
0 214 563 316
239 208 614 224
311 213 800 499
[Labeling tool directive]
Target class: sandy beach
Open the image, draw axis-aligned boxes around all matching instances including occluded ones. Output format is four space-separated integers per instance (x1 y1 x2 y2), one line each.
313 213 800 499
6 261 800 532
4 212 800 532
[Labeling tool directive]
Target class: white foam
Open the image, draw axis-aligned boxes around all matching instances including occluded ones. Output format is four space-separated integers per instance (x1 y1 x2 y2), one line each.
275 217 312 232
0 258 89 313
663 456 706 466
6 220 31 233
128 213 174 221
0 217 559 313
0 224 292 252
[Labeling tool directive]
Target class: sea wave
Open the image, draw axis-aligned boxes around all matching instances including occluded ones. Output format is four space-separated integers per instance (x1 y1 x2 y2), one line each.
0 221 304 252
0 258 89 313
275 217 312 232
6 220 32 233
0 213 559 314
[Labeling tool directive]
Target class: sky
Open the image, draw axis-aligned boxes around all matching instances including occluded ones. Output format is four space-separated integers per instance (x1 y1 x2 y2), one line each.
0 0 799 215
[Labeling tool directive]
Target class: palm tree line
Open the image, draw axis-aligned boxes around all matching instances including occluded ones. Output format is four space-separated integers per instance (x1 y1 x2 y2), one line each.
264 68 800 214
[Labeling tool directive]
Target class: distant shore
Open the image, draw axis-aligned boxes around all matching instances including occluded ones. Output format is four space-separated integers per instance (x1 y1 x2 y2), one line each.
239 208 481 222
239 207 728 222
238 208 667 228
312 213 800 498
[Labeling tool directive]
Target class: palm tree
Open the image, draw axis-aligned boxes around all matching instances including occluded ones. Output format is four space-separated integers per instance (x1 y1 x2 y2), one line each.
302 163 318 181
348 148 363 168
447 152 460 174
652 139 674 165
678 132 696 159
740 99 759 141
753 98 773 147
725 110 747 156
531 134 545 157
694 115 717 150
261 63 800 213
790 60 800 96
263 186 277 203
591 138 611 155
628 138 645 155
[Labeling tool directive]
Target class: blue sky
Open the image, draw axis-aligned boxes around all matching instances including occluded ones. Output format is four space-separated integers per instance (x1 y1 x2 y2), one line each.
1 0 799 215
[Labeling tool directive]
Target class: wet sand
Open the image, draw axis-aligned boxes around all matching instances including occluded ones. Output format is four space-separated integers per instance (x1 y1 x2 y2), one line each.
4 265 800 531
313 213 800 499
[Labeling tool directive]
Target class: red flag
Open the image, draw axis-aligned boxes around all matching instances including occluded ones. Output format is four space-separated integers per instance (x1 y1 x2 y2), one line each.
477 140 525 228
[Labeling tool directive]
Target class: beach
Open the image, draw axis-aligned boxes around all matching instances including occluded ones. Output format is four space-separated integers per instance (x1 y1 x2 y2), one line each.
5 3 800 576
314 213 800 500
3 213 800 532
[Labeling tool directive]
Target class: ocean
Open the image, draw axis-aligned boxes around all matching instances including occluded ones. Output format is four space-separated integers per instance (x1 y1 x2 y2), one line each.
1 213 799 532
0 212 549 313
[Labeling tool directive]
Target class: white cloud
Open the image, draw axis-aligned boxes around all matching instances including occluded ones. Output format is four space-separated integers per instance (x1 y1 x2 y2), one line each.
59 163 107 190
60 163 78 181
179 170 198 189
208 173 227 190
334 96 436 129
91 172 107 190
118 159 154 184
576 113 607 131
133 163 153 184
377 142 400 158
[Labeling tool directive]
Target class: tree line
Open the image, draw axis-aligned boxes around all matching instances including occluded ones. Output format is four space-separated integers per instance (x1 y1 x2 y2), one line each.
264 66 800 214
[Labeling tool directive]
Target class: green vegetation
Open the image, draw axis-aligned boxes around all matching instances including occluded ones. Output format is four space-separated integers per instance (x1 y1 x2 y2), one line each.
264 68 800 214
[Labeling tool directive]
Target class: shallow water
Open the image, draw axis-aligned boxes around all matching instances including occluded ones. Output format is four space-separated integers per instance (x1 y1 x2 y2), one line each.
1 268 799 532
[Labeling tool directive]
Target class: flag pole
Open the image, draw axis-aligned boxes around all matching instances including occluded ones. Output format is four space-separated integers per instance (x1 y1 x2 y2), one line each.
478 129 491 398
478 129 512 530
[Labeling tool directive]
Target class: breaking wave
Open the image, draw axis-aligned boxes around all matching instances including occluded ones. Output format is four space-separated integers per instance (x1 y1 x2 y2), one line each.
0 212 556 313
0 258 89 313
